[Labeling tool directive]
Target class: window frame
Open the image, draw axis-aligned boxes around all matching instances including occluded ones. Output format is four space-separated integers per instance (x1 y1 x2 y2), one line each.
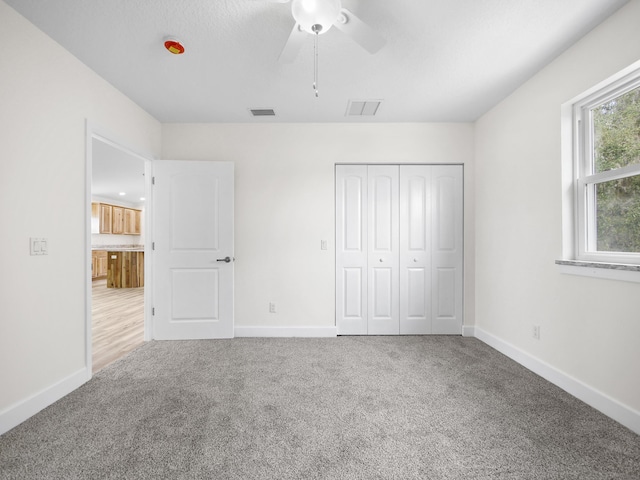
572 68 640 266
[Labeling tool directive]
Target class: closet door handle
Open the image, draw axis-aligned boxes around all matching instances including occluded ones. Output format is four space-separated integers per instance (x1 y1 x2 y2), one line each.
217 256 232 263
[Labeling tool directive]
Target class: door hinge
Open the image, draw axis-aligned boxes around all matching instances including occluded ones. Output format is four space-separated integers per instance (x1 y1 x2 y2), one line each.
152 242 155 250
152 176 155 185
152 307 155 316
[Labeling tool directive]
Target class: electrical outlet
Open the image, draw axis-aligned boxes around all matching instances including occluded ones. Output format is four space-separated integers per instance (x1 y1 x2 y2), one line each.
269 302 276 313
532 325 541 340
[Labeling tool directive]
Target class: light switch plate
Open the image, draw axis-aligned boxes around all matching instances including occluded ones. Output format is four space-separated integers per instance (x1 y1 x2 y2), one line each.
30 237 48 255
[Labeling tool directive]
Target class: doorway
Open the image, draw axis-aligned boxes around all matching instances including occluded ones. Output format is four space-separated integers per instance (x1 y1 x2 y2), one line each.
88 133 150 373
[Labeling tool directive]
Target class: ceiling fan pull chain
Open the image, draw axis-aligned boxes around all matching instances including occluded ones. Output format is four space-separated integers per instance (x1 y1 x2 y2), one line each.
314 32 319 97
312 25 320 97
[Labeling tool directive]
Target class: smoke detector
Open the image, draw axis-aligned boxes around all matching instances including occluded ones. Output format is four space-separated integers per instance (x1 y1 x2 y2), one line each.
164 37 185 55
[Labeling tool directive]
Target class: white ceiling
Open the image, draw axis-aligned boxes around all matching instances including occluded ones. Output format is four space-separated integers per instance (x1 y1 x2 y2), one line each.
5 0 629 123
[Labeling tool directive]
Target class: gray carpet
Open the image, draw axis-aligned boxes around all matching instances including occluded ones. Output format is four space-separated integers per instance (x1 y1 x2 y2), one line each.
1 336 639 479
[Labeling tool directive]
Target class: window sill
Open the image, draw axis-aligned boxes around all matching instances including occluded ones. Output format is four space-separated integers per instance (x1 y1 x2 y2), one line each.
555 260 640 283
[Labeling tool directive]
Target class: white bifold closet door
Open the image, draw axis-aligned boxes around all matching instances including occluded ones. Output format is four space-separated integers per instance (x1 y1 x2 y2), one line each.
336 164 463 335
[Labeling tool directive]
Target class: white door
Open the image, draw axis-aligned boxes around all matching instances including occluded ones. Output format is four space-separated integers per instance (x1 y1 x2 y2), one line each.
152 160 234 340
430 165 463 334
336 164 463 335
399 166 432 334
367 165 400 335
335 165 368 335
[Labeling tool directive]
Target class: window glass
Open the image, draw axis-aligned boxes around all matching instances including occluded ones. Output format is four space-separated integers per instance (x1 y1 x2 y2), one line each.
595 176 640 252
592 85 640 173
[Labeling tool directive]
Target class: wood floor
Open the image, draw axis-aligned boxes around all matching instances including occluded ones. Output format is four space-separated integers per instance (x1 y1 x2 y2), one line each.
92 278 144 373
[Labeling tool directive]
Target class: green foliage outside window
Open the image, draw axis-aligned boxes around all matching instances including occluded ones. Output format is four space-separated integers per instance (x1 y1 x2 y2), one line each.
592 86 640 253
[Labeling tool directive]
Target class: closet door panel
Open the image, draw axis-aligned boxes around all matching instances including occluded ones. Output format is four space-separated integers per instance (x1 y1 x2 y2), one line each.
431 166 463 334
336 165 368 335
406 267 427 317
343 267 365 318
399 166 432 334
368 165 399 335
337 164 463 336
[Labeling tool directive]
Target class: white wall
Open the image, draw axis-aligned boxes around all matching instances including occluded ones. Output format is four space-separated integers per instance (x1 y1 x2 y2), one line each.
162 123 475 332
0 1 161 423
475 0 640 415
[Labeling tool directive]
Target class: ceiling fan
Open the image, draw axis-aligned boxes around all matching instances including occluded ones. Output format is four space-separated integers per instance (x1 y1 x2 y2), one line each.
262 0 386 63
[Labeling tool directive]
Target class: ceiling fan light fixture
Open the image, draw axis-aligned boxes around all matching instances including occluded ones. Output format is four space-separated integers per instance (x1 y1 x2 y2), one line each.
291 0 341 34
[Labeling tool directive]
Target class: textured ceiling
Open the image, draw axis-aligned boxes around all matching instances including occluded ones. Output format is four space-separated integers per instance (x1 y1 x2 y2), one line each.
5 0 630 123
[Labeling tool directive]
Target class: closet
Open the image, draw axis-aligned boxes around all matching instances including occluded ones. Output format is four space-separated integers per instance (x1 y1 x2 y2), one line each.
335 164 463 335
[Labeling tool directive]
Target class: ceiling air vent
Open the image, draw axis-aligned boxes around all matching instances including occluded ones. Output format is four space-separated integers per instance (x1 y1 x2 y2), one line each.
346 100 382 117
250 108 276 117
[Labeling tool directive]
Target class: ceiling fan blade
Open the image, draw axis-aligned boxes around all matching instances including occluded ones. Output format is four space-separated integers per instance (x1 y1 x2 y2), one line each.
278 23 306 63
334 7 386 54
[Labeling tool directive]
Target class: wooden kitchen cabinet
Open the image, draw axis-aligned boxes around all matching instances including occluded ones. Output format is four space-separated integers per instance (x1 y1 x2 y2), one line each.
91 203 100 234
124 208 141 235
92 250 108 279
112 206 125 234
107 251 144 288
99 204 112 234
95 202 142 236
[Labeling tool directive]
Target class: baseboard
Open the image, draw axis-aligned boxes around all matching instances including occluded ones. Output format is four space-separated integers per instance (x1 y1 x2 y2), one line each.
473 326 640 436
0 368 89 436
235 326 338 338
462 325 475 337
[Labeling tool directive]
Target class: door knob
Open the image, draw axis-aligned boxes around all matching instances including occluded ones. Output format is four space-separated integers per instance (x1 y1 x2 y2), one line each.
217 256 232 263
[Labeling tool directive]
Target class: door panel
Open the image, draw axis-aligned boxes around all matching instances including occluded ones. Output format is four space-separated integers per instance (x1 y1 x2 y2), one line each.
343 267 365 318
153 160 234 340
408 176 427 251
372 174 394 251
400 166 431 334
368 166 399 335
171 174 220 250
436 176 456 251
435 267 456 318
336 165 368 334
406 267 427 318
372 267 393 318
344 176 365 251
431 166 463 334
171 269 219 320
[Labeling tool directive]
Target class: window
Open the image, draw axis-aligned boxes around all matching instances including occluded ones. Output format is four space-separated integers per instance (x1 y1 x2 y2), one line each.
573 67 640 265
